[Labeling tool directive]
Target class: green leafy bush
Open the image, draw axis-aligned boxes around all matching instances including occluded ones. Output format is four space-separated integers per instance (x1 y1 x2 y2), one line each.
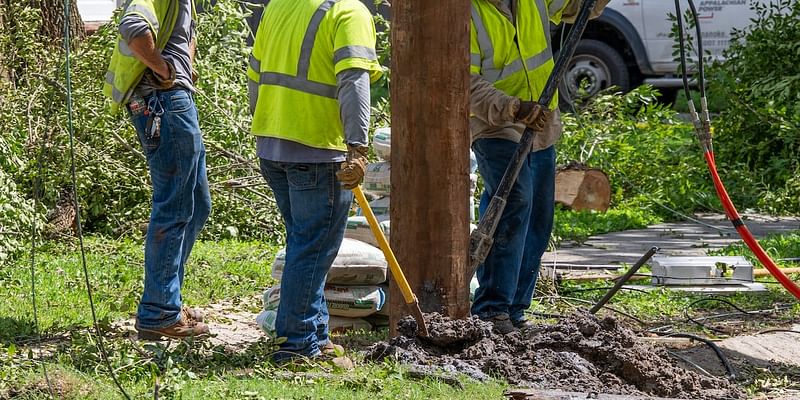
0 0 285 244
558 86 716 215
710 0 800 214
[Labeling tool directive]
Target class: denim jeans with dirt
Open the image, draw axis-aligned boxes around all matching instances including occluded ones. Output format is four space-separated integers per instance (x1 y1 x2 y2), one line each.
128 88 212 329
471 139 555 325
259 159 352 362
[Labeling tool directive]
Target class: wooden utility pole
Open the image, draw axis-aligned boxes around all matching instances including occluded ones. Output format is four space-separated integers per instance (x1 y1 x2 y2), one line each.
389 0 471 333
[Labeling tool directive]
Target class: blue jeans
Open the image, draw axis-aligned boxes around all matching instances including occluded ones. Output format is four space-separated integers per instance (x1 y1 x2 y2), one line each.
471 139 555 323
129 88 212 329
259 159 352 361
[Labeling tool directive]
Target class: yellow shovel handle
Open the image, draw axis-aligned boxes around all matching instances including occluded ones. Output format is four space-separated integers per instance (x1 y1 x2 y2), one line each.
353 186 417 305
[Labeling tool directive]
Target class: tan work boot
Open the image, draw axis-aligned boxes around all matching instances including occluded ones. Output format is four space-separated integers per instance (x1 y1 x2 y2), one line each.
321 341 344 356
136 316 210 341
182 306 205 323
320 341 353 370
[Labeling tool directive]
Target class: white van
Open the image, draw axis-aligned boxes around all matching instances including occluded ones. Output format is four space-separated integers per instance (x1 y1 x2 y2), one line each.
558 0 764 103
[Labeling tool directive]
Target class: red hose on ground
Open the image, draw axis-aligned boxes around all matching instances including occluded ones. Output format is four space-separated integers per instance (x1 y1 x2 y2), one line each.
703 151 800 300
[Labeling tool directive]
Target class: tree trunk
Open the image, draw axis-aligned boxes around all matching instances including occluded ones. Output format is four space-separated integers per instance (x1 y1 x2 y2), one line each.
390 0 471 334
555 163 611 212
36 0 85 45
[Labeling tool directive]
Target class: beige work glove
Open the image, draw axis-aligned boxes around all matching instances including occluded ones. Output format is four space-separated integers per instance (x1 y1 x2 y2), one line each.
337 144 369 190
145 61 176 89
515 100 552 131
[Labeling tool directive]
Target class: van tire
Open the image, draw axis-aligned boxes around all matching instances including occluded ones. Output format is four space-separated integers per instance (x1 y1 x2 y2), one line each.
559 39 630 109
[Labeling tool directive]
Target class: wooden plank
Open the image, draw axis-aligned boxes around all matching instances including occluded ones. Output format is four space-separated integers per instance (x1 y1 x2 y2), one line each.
389 0 471 334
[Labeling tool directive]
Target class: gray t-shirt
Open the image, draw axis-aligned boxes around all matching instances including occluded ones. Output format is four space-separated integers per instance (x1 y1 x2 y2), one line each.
119 0 195 94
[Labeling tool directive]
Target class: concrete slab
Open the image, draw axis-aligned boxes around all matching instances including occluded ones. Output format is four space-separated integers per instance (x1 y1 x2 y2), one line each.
716 329 800 368
543 214 800 269
506 389 687 399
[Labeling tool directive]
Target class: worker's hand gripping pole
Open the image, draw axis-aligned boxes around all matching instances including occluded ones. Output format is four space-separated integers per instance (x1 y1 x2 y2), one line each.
353 186 429 336
469 0 599 274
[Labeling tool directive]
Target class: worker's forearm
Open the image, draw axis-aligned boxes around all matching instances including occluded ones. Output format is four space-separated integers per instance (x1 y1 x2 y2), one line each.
127 31 171 79
336 69 371 147
470 74 519 125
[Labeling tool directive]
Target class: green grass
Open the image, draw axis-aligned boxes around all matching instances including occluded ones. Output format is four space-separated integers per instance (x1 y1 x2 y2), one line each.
552 206 661 245
3 231 800 398
0 238 279 342
1 238 507 399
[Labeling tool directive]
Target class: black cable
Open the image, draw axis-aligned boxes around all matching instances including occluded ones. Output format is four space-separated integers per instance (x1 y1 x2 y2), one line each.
673 0 692 101
686 0 706 99
561 286 649 295
664 332 735 379
554 296 649 326
62 1 131 398
666 350 713 377
29 108 57 400
757 329 800 335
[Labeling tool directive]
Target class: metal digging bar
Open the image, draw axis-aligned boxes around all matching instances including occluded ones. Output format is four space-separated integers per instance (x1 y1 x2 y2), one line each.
469 0 600 274
590 246 659 314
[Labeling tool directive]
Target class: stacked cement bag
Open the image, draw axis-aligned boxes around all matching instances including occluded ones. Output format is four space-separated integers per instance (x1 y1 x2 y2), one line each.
257 238 389 337
349 127 481 239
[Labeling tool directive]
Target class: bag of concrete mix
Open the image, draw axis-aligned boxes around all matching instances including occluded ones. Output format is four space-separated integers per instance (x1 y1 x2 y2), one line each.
256 309 277 338
271 238 388 285
263 284 386 318
258 311 372 336
363 162 391 196
356 196 390 222
329 316 373 333
373 127 391 161
344 216 390 248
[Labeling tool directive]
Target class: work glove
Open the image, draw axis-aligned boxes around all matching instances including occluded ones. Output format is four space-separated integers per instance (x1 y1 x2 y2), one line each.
144 61 176 90
336 144 369 190
515 100 552 131
191 67 199 84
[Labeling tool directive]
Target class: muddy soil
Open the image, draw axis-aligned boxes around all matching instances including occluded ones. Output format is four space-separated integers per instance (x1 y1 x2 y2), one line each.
367 312 745 399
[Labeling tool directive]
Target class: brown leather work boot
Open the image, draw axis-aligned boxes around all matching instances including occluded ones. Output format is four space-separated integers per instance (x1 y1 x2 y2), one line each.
321 341 344 356
136 316 210 341
182 306 205 323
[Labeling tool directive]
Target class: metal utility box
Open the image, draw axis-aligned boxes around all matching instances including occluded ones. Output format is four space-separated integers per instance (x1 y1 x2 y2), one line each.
649 256 754 286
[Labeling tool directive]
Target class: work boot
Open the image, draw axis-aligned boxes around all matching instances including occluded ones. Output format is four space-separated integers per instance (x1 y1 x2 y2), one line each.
182 306 205 323
136 316 211 341
321 341 345 356
512 318 531 330
483 313 517 335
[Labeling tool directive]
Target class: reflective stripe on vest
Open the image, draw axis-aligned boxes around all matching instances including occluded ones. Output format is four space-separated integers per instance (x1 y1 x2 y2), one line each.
250 0 340 99
470 0 553 83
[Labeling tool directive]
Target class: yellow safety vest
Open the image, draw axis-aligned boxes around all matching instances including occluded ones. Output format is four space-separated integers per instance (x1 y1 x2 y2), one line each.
103 0 181 114
247 0 383 152
470 0 571 110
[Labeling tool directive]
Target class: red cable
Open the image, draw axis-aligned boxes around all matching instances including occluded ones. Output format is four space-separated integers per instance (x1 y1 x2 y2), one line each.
703 151 800 300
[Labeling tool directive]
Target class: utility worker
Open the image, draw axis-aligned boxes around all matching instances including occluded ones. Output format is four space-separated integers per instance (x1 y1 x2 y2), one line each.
104 0 212 339
470 0 608 333
248 0 382 362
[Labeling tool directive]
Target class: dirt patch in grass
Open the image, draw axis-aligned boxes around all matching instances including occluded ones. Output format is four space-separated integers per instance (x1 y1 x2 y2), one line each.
367 311 745 399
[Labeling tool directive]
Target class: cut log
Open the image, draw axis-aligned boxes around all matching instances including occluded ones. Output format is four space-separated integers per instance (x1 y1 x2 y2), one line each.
555 164 611 212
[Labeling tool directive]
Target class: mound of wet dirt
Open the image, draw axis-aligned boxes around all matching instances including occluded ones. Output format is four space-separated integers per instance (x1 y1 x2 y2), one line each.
367 312 744 399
